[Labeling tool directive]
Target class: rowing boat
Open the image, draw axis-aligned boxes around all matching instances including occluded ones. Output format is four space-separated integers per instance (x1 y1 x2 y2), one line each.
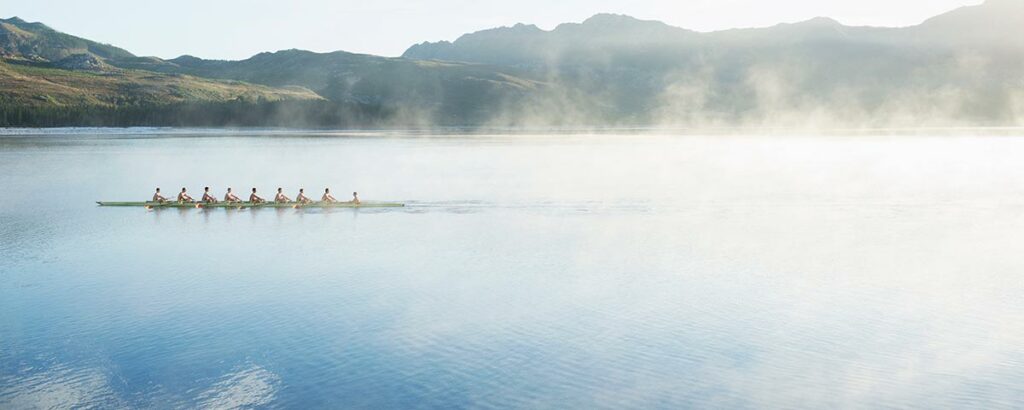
97 201 404 208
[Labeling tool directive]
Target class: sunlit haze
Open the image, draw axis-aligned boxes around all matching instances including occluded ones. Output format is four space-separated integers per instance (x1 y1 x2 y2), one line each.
4 0 1024 407
8 0 982 59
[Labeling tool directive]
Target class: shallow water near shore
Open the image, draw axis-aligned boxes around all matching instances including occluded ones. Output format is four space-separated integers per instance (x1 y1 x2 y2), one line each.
2 130 1023 408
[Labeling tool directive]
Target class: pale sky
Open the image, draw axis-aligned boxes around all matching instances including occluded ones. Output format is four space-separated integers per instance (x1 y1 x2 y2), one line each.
6 0 983 60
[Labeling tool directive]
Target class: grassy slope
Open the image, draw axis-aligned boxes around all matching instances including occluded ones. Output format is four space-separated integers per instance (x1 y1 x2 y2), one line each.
2 16 554 125
0 17 323 112
0 18 134 61
0 60 322 108
113 50 553 124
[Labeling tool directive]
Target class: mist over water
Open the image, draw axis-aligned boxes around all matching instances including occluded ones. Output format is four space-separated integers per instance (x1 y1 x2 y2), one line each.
1 130 1023 408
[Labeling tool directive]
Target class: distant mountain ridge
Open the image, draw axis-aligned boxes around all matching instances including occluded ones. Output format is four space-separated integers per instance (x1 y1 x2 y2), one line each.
400 0 1024 126
404 1 1024 64
914 0 1024 48
3 0 1024 127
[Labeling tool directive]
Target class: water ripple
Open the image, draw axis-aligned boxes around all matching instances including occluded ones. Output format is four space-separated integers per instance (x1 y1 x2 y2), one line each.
194 365 281 410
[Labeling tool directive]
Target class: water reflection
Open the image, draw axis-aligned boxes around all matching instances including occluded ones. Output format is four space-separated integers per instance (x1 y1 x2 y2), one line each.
0 362 281 409
195 365 281 409
0 365 122 409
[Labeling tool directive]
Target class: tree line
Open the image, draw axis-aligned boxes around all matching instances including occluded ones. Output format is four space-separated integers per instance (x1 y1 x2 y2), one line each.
0 100 392 128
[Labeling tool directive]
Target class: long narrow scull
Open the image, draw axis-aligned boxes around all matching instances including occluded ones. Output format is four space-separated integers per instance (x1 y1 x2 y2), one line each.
97 201 404 208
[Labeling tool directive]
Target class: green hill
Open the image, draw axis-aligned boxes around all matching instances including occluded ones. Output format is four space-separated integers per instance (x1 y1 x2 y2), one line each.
0 59 344 127
1 16 555 126
111 49 554 125
0 60 321 108
4 0 1024 128
0 17 133 61
0 17 340 127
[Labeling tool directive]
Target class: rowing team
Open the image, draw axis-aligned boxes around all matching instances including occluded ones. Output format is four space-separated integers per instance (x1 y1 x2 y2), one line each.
152 187 359 205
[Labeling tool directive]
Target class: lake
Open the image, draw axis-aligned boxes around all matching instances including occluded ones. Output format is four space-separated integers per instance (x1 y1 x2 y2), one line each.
1 129 1023 409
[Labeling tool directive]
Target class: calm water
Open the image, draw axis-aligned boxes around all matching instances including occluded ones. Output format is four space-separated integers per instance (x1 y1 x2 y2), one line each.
1 130 1023 409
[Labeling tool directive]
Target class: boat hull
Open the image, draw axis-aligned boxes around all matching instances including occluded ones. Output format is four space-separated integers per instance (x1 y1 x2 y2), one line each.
97 201 404 208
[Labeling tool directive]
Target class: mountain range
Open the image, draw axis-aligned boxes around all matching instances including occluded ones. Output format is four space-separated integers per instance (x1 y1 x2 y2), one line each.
2 0 1023 127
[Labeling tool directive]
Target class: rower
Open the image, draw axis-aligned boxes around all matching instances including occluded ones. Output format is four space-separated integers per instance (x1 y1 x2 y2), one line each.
152 187 167 203
275 187 292 203
322 188 337 202
250 188 265 203
350 191 360 204
177 187 194 203
201 187 218 203
224 187 241 203
296 188 312 204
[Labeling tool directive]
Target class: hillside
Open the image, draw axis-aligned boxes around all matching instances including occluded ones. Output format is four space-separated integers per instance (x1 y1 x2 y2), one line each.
0 17 338 127
403 0 1024 127
3 0 1024 128
404 1 1024 65
0 14 556 126
110 49 554 125
0 60 320 108
0 16 321 107
0 17 133 61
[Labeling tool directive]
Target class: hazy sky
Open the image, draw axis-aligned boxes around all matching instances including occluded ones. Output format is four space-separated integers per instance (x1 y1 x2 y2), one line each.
7 0 982 59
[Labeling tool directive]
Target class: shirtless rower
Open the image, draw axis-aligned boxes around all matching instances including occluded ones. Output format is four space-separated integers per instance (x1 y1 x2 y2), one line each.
275 187 292 203
250 188 265 203
321 188 337 202
152 187 167 203
224 187 241 203
350 191 360 205
201 187 218 204
296 188 312 204
177 187 194 203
